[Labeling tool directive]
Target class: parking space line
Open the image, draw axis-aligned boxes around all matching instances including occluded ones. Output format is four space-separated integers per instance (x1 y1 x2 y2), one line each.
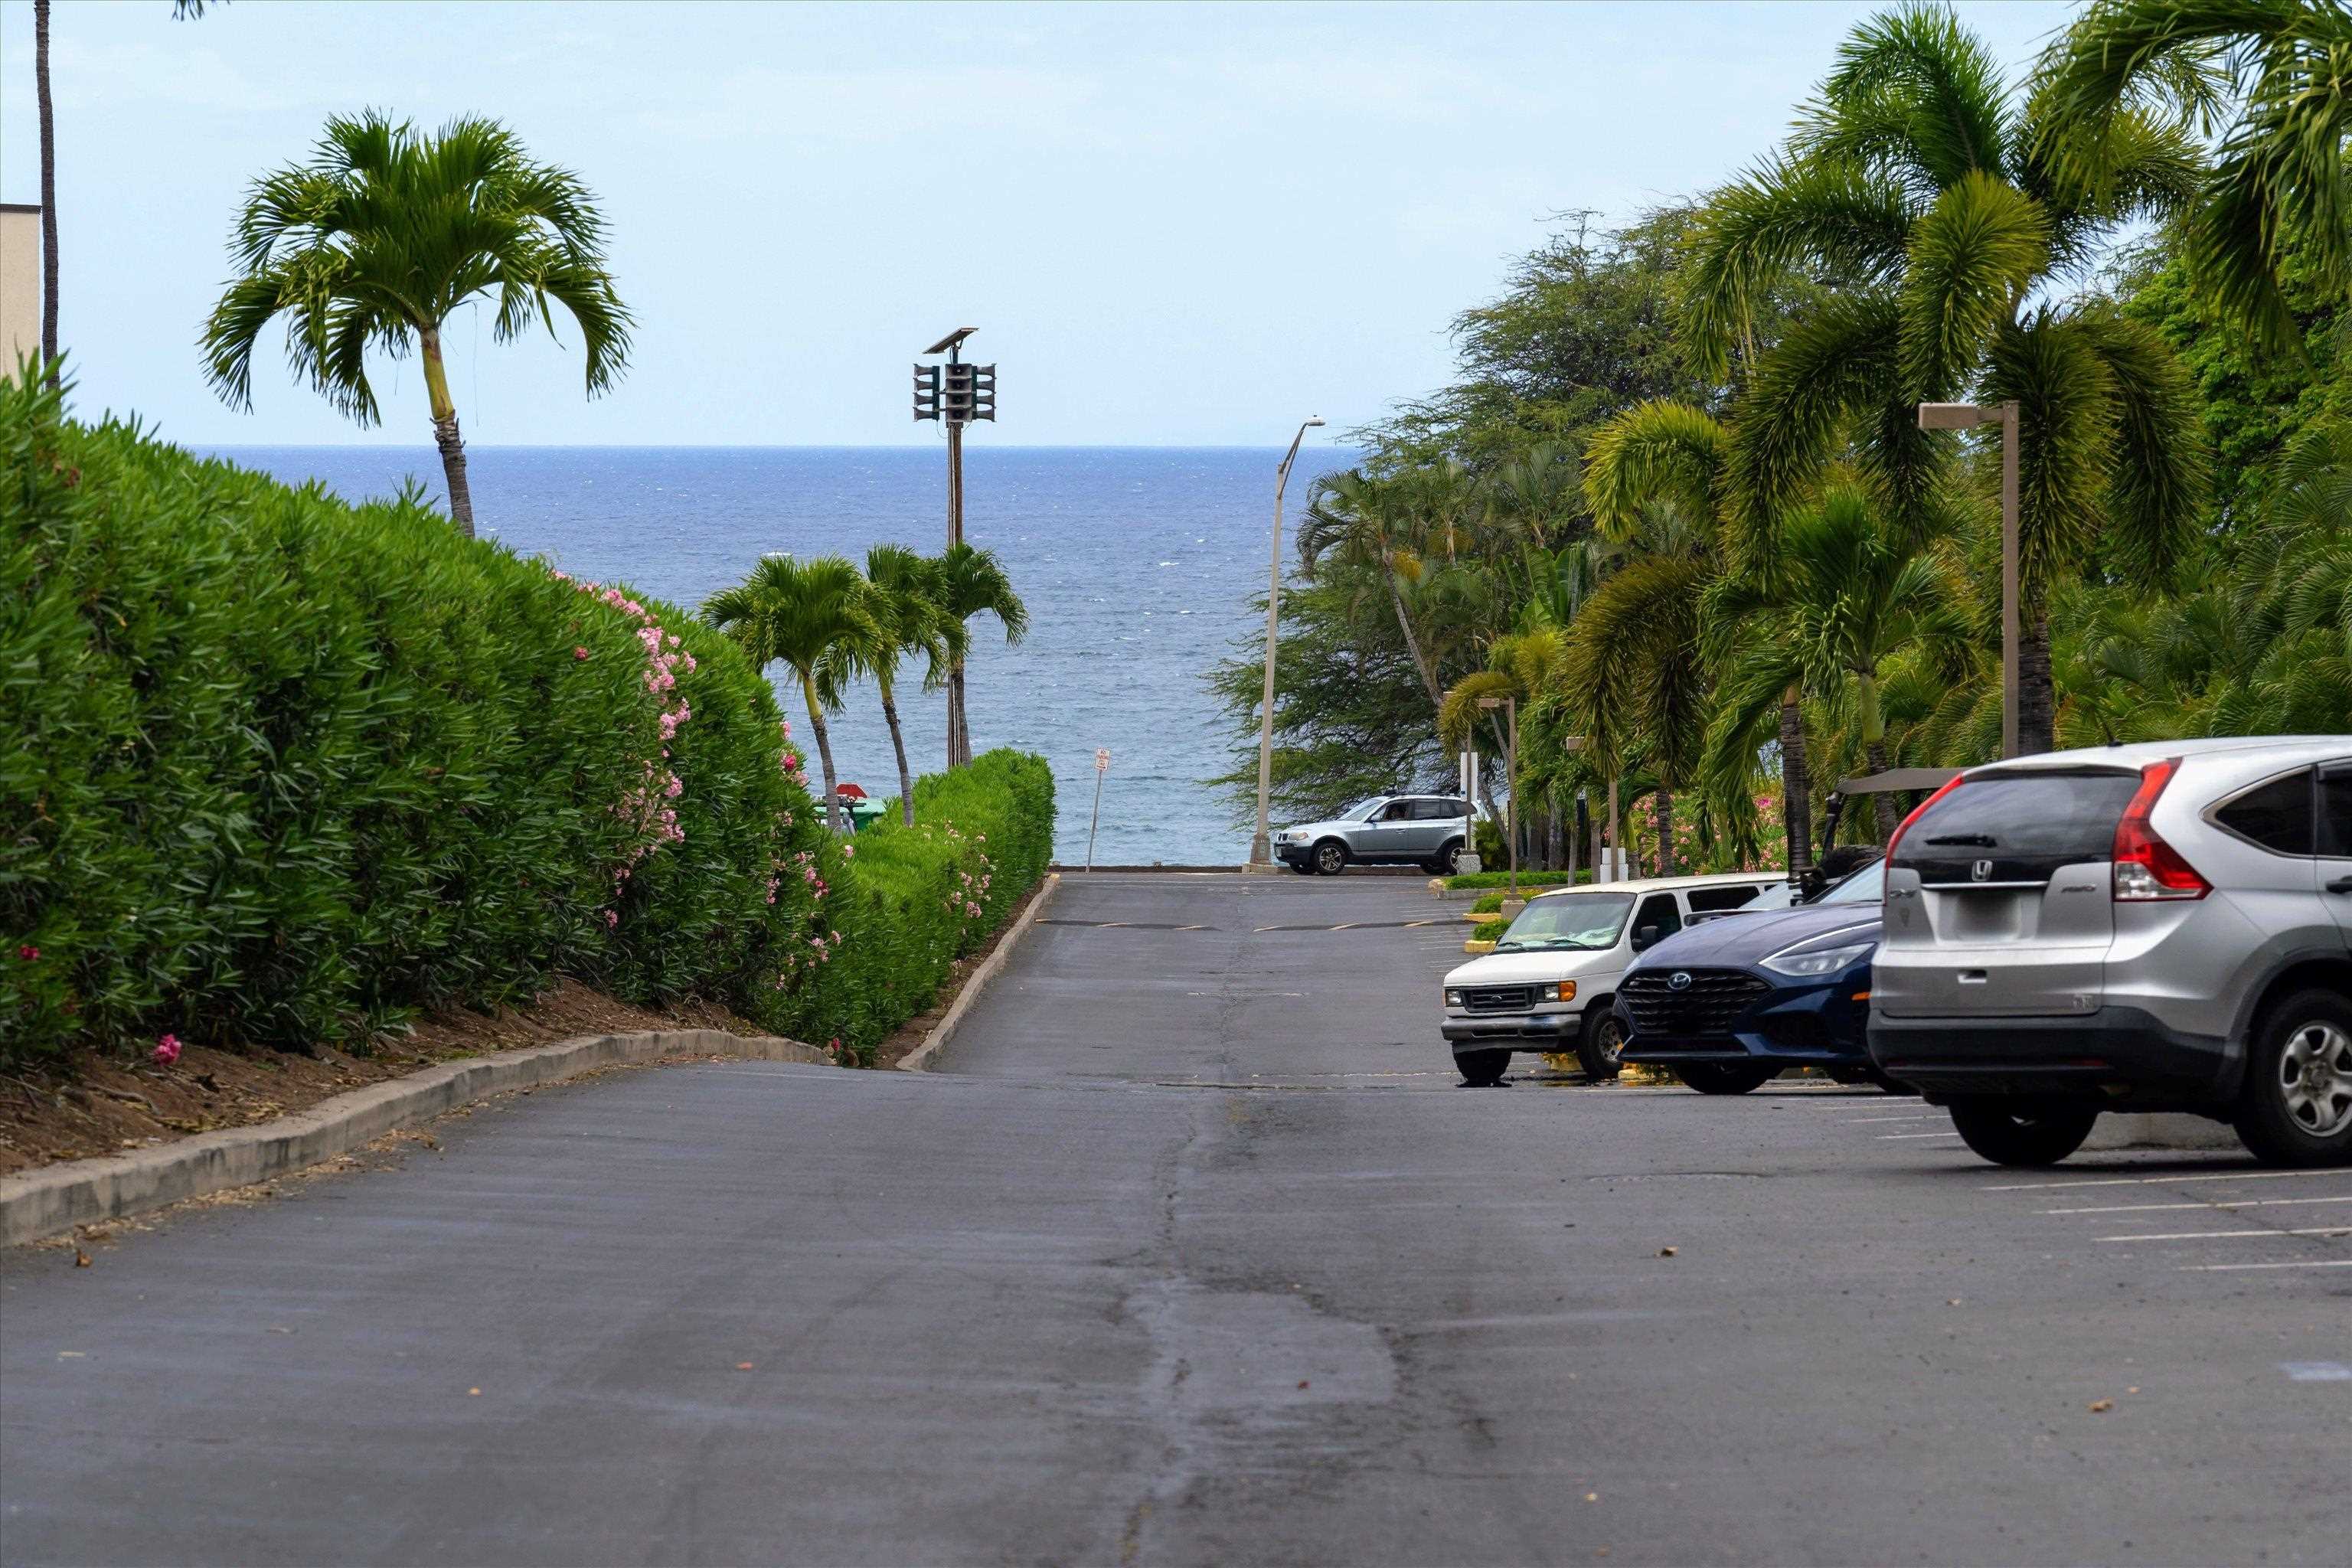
1984 1169 2352 1192
2177 1259 2352 1272
1846 1115 1932 1123
1879 1132 1963 1139
2097 1225 2352 1242
2044 1194 2352 1216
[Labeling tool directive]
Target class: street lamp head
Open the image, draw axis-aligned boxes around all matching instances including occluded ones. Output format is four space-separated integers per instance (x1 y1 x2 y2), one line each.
1917 402 1991 431
1305 416 1325 428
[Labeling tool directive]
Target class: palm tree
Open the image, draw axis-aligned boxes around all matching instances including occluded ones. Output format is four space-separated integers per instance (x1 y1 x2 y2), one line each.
1682 2 2210 753
2034 0 2351 354
201 110 632 538
34 0 55 384
704 555 879 834
1704 483 1973 843
851 544 961 826
933 543 1027 768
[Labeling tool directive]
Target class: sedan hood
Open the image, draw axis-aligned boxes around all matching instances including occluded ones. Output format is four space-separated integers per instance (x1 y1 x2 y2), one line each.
1632 903 1881 971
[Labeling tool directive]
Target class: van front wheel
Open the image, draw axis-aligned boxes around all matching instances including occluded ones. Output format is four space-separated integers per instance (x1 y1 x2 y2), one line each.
1947 1098 2098 1167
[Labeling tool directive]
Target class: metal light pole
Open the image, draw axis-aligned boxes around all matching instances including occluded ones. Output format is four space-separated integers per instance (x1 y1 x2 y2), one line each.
1246 416 1326 871
916 328 996 768
1086 746 1109 871
1478 694 1518 903
1918 400 2021 758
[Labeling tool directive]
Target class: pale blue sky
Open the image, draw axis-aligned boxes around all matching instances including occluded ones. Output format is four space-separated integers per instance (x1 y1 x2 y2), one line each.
1 1 2077 447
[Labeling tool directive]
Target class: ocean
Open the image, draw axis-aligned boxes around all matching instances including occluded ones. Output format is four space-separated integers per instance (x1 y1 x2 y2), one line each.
209 445 1358 866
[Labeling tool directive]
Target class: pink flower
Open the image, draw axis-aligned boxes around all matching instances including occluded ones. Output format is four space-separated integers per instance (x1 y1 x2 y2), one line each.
153 1034 182 1067
840 843 854 859
573 647 590 661
15 946 34 962
605 910 620 929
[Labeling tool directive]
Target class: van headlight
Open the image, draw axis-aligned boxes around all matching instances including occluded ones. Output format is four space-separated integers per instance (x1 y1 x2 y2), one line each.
1444 988 1463 1006
1537 981 1576 1002
1760 940 1876 977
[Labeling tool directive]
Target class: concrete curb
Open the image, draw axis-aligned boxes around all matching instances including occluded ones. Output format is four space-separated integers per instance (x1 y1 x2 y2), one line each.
0 1028 826 1248
899 874 1060 1073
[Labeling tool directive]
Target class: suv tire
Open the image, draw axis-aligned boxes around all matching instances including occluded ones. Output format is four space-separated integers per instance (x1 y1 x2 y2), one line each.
1577 1008 1625 1081
1947 1097 2098 1167
1457 1049 1509 1088
1312 839 1348 876
2233 988 2352 1167
1675 1062 1775 1095
1426 839 1463 877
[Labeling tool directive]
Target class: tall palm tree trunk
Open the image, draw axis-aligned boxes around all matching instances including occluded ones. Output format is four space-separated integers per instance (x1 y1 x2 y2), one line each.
419 324 476 537
801 676 844 834
880 690 916 828
35 0 58 384
1865 741 1900 842
1655 786 1676 877
1779 687 1813 880
1387 577 1442 707
2017 606 2056 757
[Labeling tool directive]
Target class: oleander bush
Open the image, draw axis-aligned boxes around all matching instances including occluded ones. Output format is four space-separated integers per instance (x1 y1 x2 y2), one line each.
0 379 1050 1067
1442 870 1589 892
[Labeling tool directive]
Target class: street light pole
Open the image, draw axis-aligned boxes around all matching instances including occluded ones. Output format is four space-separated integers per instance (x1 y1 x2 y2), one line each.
1919 400 2022 758
1478 694 1517 903
1247 416 1325 871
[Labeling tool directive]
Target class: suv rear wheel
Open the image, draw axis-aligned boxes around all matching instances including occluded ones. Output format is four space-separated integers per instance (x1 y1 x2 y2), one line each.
1425 838 1463 877
2233 989 2352 1167
1946 1097 2098 1167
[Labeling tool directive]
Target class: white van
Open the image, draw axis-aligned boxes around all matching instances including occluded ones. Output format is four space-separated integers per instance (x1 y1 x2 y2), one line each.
1441 872 1788 1086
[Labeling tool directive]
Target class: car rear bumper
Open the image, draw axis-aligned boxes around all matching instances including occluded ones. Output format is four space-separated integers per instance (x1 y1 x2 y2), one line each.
1866 1006 2230 1106
1443 1011 1578 1050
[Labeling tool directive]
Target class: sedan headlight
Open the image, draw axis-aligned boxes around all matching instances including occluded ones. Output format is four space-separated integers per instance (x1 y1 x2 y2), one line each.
1759 940 1876 978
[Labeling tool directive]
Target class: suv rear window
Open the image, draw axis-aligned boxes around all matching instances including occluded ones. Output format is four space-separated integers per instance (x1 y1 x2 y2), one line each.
1893 771 2141 885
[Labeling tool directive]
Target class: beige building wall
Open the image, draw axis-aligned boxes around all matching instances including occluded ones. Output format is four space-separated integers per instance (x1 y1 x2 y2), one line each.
1 204 42 381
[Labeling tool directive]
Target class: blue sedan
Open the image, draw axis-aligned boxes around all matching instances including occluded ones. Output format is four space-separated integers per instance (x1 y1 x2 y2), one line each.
1615 858 1900 1094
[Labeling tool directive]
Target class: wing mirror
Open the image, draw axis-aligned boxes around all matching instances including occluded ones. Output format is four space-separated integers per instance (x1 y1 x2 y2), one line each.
1632 924 1659 951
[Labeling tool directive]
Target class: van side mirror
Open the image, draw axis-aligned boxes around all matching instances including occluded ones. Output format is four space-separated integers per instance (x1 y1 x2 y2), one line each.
1632 924 1659 950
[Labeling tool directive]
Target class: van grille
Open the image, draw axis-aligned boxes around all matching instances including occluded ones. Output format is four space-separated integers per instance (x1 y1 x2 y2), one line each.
1619 969 1769 1042
1460 985 1534 1014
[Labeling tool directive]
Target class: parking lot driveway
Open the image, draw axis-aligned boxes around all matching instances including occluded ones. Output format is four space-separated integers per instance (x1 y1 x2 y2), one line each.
942 871 1472 1085
3 872 2344 1566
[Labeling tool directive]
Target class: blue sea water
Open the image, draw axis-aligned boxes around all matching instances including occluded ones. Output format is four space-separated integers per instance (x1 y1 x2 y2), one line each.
208 445 1357 866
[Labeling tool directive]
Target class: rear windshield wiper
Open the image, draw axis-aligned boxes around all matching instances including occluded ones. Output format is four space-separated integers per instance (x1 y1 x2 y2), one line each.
1924 833 1997 846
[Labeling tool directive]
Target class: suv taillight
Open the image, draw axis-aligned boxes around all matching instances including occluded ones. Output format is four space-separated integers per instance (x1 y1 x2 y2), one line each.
2112 758 2209 901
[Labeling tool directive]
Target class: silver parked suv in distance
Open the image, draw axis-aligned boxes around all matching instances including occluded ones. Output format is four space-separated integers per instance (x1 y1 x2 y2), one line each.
1274 795 1475 875
1867 737 2352 1168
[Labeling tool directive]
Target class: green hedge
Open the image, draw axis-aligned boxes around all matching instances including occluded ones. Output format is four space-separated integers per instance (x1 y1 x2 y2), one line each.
1 381 1050 1065
1444 870 1590 892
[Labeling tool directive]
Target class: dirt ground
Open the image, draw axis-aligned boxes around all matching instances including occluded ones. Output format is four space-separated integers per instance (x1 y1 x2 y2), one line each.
0 978 767 1178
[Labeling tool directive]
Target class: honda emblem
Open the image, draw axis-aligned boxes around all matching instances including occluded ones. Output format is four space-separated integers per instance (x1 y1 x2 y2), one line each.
1971 859 1993 881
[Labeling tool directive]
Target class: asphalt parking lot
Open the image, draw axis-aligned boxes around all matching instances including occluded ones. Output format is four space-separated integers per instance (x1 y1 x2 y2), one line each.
2 871 2344 1566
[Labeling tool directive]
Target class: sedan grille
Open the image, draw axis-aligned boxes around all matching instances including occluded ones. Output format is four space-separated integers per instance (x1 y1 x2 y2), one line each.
1619 969 1769 1042
1460 985 1534 1014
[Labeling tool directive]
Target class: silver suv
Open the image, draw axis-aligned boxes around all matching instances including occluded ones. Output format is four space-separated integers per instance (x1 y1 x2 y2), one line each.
1867 737 2352 1168
1274 795 1475 875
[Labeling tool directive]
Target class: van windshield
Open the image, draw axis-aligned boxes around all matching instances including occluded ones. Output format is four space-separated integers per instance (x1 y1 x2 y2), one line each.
1498 892 1635 952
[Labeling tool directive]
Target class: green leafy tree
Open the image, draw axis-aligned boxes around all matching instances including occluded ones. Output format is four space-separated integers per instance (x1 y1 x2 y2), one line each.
1682 2 2211 754
2035 0 2351 354
703 555 879 833
933 544 1027 769
201 110 632 537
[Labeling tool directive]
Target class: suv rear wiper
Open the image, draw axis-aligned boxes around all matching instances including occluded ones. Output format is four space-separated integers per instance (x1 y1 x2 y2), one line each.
1924 833 1997 846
